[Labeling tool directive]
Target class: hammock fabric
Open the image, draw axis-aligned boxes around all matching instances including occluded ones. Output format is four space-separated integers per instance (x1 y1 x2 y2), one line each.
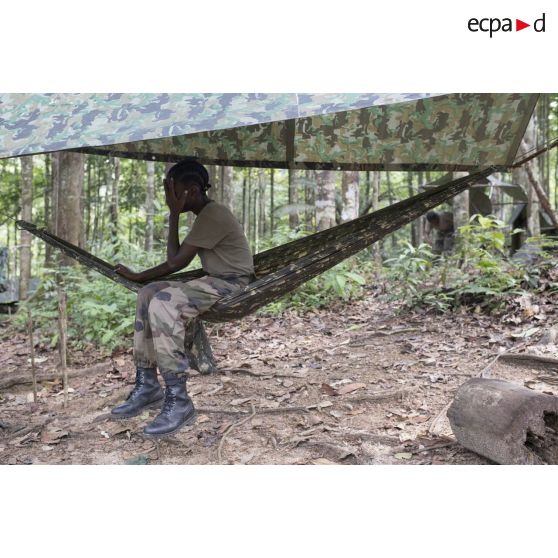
17 166 495 322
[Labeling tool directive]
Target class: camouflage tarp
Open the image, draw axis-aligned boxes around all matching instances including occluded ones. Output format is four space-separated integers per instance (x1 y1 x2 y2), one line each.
0 93 538 171
0 93 437 158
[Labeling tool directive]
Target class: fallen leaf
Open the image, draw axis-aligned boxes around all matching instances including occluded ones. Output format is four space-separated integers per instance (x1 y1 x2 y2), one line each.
27 356 48 364
240 451 256 464
308 414 323 426
10 432 38 446
335 382 366 396
316 400 333 409
394 452 413 460
230 397 252 406
40 427 69 444
197 415 210 423
312 458 337 465
105 423 131 437
320 383 336 396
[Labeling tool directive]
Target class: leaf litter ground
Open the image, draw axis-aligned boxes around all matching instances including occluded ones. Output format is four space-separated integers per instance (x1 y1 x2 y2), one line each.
2 290 558 465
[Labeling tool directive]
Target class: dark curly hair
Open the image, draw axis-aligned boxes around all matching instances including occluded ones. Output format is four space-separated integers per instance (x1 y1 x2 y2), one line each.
166 160 211 192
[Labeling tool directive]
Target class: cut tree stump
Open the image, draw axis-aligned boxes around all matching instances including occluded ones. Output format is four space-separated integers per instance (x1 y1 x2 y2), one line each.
448 378 558 464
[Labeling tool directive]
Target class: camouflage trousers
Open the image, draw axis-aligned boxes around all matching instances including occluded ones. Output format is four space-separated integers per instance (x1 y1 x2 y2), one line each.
433 231 455 255
133 275 248 378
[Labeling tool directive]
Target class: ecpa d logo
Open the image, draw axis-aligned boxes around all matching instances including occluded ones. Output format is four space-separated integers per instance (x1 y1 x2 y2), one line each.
468 13 546 37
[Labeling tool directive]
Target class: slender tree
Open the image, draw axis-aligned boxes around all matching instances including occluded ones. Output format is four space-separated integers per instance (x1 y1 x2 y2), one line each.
269 168 275 236
144 161 155 252
221 166 234 212
513 117 541 237
109 157 120 242
258 169 266 239
340 170 359 223
316 170 336 231
19 156 33 299
288 168 299 229
371 171 382 264
304 170 315 232
55 152 85 265
452 171 470 231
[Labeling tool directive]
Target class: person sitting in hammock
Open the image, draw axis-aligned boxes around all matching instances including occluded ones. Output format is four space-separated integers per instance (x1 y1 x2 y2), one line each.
112 161 254 438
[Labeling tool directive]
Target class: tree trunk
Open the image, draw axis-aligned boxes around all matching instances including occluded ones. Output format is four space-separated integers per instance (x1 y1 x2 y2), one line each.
340 171 359 223
490 171 503 220
245 169 252 241
288 168 299 229
221 166 234 212
513 118 541 237
305 170 315 232
253 174 258 251
316 170 336 231
371 171 382 265
452 171 470 231
85 156 92 243
19 156 33 300
416 172 424 246
44 154 53 266
208 165 218 197
407 173 417 246
56 152 85 265
386 172 396 249
448 377 558 465
270 169 275 235
241 171 247 231
109 157 120 242
144 161 155 252
258 169 266 239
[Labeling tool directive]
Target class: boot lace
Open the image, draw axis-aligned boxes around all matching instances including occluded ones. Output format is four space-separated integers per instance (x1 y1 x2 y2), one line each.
161 390 177 416
126 370 146 401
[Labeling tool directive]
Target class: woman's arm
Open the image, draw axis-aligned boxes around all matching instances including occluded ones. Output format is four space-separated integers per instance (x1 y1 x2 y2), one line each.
167 211 180 261
115 261 174 283
115 243 199 282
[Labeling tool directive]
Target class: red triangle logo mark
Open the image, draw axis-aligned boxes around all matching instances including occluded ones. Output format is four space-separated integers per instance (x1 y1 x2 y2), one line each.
516 19 530 31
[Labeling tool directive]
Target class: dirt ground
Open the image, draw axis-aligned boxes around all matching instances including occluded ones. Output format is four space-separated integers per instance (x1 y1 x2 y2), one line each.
2 288 558 465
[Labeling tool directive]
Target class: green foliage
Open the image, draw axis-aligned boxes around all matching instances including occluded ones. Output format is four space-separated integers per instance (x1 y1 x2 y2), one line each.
11 240 160 354
384 241 451 312
383 215 556 314
261 239 375 316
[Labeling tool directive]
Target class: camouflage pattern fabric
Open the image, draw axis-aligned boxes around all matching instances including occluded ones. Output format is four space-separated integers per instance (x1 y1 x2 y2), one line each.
432 231 455 255
0 93 436 160
74 93 538 171
16 166 497 323
133 276 248 377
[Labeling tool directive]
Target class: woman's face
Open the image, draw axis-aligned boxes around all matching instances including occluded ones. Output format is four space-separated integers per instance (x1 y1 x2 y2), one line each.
173 178 203 212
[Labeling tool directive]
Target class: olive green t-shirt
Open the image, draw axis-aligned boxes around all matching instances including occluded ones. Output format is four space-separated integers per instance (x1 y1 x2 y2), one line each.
184 201 254 277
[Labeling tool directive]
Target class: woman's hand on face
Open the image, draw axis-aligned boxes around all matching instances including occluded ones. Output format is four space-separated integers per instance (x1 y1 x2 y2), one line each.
115 264 143 281
164 177 189 215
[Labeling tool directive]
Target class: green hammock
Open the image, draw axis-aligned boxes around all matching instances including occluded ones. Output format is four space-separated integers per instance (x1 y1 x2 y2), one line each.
17 166 494 323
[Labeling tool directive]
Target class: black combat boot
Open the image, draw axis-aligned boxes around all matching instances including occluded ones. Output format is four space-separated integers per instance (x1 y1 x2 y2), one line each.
111 367 164 419
143 372 196 438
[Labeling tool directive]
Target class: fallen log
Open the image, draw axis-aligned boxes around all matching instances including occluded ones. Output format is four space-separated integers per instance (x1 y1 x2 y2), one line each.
448 378 558 464
0 361 111 391
498 353 558 369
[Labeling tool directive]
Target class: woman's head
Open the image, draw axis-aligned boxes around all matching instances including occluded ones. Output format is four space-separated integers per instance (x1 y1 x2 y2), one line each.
165 160 211 211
